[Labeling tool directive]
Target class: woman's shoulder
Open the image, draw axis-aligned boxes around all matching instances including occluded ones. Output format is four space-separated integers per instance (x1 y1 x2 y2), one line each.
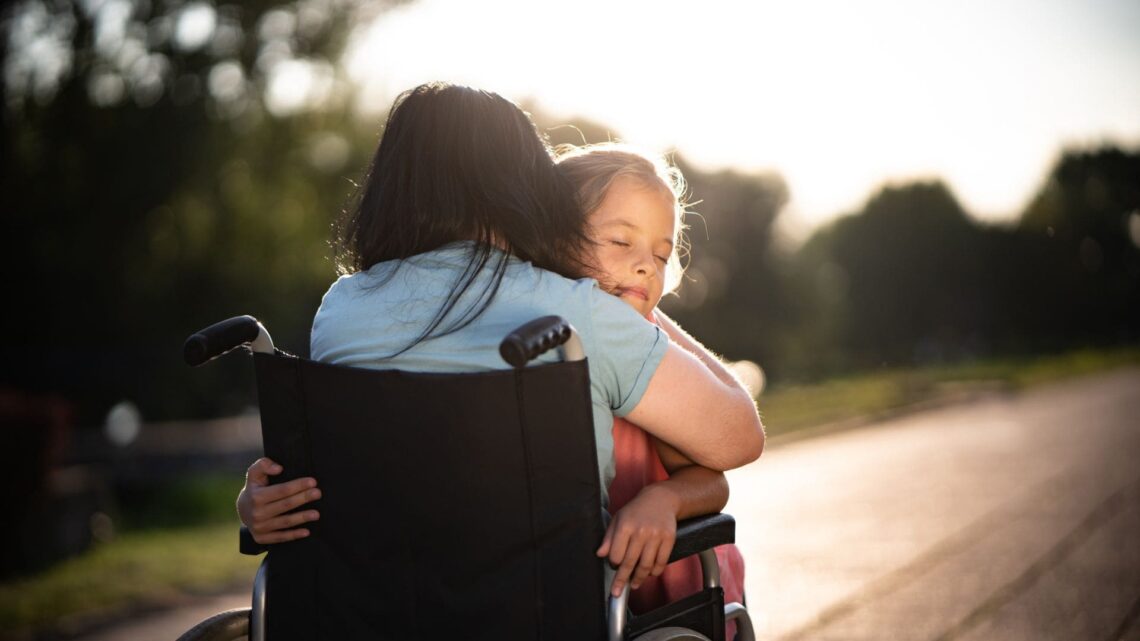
508 264 639 325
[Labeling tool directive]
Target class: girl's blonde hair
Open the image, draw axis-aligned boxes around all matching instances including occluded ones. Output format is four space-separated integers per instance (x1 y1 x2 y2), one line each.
555 142 689 295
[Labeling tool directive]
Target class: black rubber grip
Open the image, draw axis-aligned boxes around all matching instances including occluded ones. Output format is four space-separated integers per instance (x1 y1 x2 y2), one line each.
669 513 736 563
499 316 573 368
184 315 261 366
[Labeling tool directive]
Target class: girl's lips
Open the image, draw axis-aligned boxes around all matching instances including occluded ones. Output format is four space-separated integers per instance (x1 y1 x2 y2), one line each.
618 286 649 300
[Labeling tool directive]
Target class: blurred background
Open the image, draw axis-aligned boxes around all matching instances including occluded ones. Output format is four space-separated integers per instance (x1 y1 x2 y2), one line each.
2 0 1138 637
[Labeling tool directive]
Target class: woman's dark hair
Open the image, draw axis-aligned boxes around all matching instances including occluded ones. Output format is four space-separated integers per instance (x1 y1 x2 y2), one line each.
336 82 593 347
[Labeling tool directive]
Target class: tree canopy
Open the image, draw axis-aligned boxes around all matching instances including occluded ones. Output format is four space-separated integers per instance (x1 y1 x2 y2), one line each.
3 1 1137 425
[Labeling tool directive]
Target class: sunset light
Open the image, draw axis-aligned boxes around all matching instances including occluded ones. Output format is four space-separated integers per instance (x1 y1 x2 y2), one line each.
345 0 1140 236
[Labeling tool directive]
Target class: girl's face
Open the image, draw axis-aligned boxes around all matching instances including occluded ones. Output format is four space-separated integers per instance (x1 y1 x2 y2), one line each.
587 176 678 317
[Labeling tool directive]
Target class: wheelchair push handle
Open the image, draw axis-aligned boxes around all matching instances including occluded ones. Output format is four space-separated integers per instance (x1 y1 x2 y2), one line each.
183 315 274 366
499 315 584 368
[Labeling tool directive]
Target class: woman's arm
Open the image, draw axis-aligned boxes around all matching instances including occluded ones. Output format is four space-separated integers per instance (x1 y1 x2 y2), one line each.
625 312 764 471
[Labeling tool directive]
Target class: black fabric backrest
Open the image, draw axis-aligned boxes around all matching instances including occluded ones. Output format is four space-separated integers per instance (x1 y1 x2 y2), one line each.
252 353 607 640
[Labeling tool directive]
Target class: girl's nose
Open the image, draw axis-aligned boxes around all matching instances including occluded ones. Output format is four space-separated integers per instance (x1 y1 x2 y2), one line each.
633 252 653 276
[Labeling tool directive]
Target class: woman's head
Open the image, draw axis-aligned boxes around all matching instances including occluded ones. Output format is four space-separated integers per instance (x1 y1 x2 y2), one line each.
335 82 594 349
338 83 590 278
556 143 689 315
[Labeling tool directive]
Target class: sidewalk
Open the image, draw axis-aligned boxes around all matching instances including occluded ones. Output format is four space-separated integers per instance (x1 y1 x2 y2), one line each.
63 592 249 641
727 367 1140 640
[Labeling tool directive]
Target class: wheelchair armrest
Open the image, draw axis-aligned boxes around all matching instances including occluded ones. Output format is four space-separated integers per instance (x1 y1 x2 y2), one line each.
668 513 735 563
239 526 269 556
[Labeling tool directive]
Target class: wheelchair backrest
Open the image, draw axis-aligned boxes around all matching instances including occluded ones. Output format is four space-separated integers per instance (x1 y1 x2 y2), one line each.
252 352 607 640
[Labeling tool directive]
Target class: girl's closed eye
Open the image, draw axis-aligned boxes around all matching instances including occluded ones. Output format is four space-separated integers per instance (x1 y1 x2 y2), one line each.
611 239 630 248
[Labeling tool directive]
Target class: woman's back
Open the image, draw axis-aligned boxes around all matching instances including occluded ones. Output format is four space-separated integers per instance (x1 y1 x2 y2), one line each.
311 241 669 491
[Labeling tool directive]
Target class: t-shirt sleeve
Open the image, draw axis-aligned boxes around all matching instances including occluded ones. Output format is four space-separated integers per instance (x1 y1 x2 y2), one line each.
584 289 669 417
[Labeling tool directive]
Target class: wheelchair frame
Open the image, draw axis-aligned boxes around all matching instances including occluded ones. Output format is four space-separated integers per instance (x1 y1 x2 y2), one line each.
178 315 754 641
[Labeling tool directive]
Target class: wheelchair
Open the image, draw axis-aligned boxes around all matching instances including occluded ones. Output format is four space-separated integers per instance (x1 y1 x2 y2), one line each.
177 315 754 641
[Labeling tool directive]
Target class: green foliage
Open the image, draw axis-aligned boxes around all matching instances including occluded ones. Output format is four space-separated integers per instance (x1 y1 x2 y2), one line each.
0 523 261 636
117 474 245 529
1 0 393 422
794 181 988 368
777 149 1140 379
1014 148 1140 345
3 0 1138 423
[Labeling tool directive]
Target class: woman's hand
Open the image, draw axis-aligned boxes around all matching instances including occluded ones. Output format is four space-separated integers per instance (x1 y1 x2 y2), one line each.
237 457 321 545
597 484 680 597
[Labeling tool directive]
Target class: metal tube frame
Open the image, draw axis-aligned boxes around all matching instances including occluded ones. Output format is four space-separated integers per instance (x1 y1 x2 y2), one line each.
251 558 267 641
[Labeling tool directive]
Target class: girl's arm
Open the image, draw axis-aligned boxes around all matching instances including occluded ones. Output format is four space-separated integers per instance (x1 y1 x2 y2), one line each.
597 437 729 596
652 437 730 517
237 458 322 544
600 312 750 596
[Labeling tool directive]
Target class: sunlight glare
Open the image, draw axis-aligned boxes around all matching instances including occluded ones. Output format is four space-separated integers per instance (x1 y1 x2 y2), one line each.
344 0 1140 233
174 2 217 53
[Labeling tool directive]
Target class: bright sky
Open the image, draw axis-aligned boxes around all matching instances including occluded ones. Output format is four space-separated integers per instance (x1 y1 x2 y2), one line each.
344 0 1140 237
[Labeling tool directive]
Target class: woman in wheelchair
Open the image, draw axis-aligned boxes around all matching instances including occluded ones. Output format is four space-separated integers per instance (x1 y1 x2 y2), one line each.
233 83 763 639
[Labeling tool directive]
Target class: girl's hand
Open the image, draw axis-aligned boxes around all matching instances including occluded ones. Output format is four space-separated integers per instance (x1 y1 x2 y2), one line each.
597 484 680 597
237 457 321 545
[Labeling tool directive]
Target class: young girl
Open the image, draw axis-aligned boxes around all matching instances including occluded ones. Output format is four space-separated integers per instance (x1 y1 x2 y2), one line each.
556 143 747 626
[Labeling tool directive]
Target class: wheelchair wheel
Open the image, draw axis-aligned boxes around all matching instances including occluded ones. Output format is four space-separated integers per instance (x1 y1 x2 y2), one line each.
632 627 712 641
175 607 250 641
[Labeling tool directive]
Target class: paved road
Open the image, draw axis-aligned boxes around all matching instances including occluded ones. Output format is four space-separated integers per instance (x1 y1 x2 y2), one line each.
71 594 250 641
726 367 1140 640
73 367 1140 640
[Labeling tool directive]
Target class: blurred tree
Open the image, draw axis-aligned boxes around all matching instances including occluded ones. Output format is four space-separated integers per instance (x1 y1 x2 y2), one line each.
1 0 405 423
660 159 789 368
1016 146 1140 348
3 0 1135 426
788 147 1139 375
796 182 992 370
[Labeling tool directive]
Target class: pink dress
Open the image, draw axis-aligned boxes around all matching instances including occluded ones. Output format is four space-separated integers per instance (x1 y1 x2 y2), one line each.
609 416 746 637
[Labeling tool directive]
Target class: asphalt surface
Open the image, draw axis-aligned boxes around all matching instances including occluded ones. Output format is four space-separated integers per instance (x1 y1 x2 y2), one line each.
71 367 1140 640
727 367 1140 640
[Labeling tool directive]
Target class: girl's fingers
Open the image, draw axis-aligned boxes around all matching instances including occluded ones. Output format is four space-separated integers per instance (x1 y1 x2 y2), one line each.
246 458 282 486
606 524 632 568
611 538 645 597
255 477 318 505
596 522 615 557
252 527 311 545
261 486 321 517
630 540 660 589
652 538 674 577
254 510 320 535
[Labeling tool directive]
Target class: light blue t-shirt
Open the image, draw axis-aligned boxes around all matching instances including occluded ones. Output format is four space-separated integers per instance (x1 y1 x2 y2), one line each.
310 242 669 493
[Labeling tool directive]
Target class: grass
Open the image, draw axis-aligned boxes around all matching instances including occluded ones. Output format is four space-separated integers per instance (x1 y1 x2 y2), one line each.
0 523 261 637
3 345 1137 637
1 473 259 638
759 346 1140 439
